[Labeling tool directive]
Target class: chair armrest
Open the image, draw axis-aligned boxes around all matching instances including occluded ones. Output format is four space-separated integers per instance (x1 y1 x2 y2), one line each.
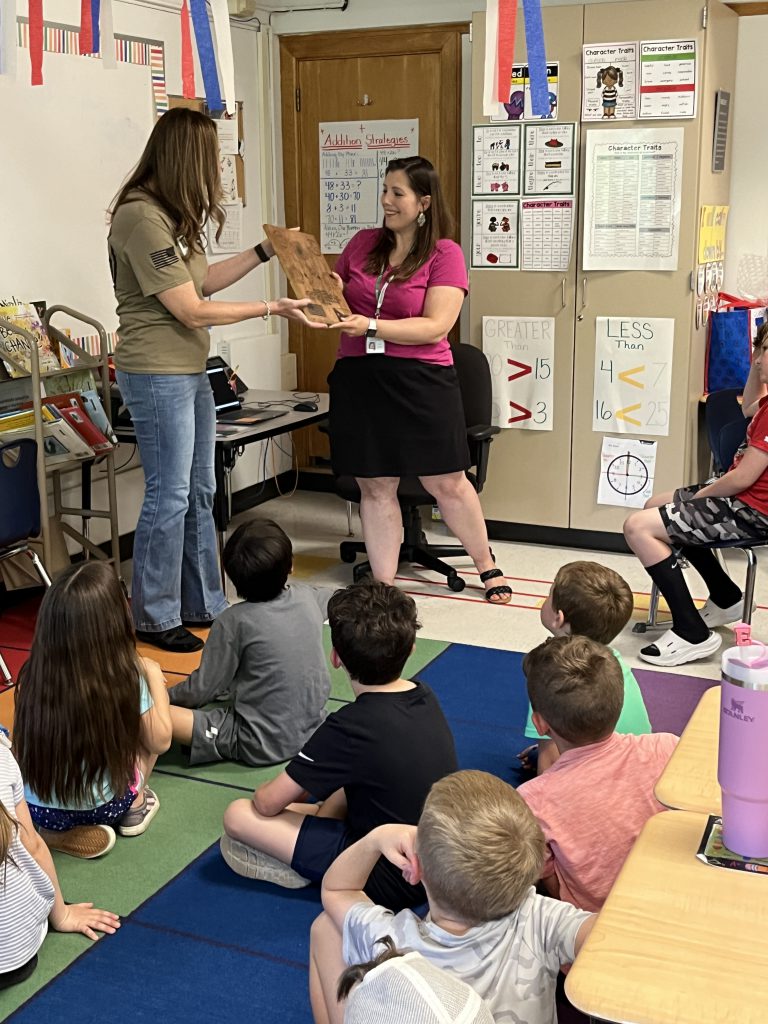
467 424 500 442
317 419 330 436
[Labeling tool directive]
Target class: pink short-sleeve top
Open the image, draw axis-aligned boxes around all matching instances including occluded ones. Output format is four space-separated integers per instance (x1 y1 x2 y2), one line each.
334 228 468 366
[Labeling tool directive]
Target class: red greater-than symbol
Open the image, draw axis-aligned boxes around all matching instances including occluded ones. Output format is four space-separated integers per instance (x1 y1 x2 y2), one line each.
507 358 532 382
508 401 532 424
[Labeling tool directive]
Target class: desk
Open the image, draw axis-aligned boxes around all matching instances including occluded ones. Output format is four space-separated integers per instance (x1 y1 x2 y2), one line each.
115 389 329 552
565 810 768 1024
655 686 721 814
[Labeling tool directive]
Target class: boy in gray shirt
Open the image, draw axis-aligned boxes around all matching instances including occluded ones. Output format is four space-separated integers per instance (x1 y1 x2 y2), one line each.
168 519 332 766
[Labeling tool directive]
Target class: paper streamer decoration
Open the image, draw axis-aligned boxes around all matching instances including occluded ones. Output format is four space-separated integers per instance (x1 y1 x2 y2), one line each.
0 0 18 77
91 0 100 54
100 0 116 69
522 0 548 117
208 0 235 116
482 0 499 117
79 0 92 54
29 0 43 84
189 0 223 113
180 0 195 98
496 0 516 106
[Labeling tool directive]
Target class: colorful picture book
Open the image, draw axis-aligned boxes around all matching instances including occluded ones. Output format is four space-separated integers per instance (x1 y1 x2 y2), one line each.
696 815 768 875
0 298 62 378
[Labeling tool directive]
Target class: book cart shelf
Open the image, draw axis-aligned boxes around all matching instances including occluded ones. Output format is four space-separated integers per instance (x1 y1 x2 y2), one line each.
0 306 120 579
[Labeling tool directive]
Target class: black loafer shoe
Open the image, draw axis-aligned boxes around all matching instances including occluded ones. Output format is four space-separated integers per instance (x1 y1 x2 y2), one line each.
135 626 205 653
181 618 215 629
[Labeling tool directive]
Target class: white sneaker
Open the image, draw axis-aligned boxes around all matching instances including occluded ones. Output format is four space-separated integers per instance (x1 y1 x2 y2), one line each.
698 598 745 629
219 835 311 888
639 629 722 667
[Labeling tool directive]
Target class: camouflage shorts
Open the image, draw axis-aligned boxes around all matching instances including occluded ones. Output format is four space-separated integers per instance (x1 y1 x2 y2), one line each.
660 484 768 547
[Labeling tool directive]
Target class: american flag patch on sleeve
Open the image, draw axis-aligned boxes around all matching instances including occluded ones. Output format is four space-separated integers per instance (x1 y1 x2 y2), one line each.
150 246 180 270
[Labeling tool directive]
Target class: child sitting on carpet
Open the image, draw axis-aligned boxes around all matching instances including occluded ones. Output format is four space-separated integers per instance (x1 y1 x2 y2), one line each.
309 770 594 1024
14 562 172 859
220 579 458 912
518 560 650 775
168 519 332 766
0 736 119 990
518 635 678 911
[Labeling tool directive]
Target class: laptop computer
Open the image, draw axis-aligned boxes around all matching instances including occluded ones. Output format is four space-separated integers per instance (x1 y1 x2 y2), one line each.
206 363 288 425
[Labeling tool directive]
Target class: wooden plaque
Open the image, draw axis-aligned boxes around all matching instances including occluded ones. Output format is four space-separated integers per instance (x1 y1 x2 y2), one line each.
264 225 351 325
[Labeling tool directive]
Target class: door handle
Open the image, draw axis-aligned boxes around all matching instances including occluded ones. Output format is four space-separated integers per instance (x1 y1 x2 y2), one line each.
561 278 567 311
577 277 588 321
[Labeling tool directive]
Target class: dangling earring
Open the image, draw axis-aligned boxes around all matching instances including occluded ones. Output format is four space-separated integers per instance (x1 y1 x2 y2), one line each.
417 211 426 228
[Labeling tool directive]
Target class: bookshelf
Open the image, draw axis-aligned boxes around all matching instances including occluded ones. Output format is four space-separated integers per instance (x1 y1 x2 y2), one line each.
0 307 121 578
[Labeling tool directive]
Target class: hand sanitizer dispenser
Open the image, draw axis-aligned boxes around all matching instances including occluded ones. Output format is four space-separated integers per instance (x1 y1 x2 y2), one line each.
718 624 768 858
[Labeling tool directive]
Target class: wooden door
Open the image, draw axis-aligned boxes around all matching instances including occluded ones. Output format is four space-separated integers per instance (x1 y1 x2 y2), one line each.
280 25 466 466
469 6 585 529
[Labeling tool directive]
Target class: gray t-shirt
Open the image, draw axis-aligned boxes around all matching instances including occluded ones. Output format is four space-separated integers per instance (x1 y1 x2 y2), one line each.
169 584 333 766
0 743 55 973
343 889 590 1024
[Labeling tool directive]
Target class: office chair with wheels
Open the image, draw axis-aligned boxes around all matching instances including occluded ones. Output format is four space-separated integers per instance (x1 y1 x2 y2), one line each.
0 439 52 685
332 343 500 590
634 389 760 633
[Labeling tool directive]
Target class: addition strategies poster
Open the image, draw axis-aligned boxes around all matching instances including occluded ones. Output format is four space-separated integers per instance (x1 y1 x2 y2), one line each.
583 127 684 271
482 316 555 430
592 316 673 436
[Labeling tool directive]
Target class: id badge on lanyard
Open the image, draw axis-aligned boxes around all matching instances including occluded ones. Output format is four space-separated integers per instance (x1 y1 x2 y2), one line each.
366 270 393 355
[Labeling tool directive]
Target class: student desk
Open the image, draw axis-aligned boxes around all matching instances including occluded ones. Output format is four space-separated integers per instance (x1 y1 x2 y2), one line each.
115 389 329 552
655 686 721 815
565 809 768 1024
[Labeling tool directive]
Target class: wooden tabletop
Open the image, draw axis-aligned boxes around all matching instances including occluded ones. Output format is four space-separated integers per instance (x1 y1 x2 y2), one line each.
655 686 721 814
566 810 768 1024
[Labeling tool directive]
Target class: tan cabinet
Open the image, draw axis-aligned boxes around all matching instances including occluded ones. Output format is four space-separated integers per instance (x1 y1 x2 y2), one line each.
470 1 737 541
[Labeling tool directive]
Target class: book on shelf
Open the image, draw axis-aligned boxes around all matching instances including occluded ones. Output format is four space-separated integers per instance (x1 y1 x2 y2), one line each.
0 405 94 465
696 815 768 875
21 392 114 453
0 298 62 378
80 389 118 446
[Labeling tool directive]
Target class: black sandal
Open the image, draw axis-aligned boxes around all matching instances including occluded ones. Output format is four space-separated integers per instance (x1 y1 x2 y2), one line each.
479 568 513 604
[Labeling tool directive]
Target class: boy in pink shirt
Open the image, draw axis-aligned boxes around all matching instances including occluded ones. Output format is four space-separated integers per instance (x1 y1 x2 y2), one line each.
517 635 678 912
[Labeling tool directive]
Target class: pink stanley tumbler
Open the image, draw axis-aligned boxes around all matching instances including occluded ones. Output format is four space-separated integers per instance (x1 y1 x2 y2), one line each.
718 624 768 857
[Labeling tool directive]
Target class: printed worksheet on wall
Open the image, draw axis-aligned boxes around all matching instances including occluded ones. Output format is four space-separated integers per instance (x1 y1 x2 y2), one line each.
471 200 520 269
521 198 574 272
472 124 521 196
523 123 576 196
582 43 638 122
583 127 684 271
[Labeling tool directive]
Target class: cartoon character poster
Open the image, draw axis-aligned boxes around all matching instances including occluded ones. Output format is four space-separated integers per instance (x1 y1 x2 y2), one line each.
493 63 559 122
582 43 638 121
471 201 519 269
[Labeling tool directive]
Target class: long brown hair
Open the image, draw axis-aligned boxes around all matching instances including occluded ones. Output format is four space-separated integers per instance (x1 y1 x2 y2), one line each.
0 801 18 875
364 155 454 281
14 562 144 807
109 107 225 252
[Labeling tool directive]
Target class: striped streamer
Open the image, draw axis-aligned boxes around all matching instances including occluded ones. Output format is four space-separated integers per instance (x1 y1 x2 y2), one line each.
28 0 42 84
522 0 549 117
189 0 223 113
0 0 17 77
482 0 499 117
496 0 516 106
90 0 100 54
209 0 235 116
100 0 116 69
180 0 195 98
79 0 92 53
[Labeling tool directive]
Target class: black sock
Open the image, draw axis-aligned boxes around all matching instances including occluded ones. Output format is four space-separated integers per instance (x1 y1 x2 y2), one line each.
646 554 709 643
680 546 742 609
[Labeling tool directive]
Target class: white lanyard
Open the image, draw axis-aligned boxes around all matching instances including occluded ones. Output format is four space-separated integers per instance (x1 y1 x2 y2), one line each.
367 269 395 355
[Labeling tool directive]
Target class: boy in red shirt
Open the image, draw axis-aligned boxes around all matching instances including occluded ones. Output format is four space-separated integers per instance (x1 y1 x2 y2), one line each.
624 321 768 667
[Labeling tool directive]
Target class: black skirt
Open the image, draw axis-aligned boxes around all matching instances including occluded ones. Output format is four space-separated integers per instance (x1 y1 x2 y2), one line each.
328 355 470 478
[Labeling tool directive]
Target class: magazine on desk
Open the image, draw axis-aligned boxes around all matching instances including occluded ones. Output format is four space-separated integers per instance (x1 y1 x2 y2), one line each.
696 815 768 875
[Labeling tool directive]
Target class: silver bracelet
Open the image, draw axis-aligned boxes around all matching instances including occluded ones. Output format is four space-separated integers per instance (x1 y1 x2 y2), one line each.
261 300 271 320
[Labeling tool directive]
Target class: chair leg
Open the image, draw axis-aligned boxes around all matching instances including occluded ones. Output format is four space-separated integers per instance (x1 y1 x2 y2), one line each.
346 501 354 538
741 548 758 626
25 549 52 588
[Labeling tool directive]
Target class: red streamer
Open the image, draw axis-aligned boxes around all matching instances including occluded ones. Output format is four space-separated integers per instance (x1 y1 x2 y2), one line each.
28 0 43 85
79 0 93 54
496 0 517 104
180 0 196 99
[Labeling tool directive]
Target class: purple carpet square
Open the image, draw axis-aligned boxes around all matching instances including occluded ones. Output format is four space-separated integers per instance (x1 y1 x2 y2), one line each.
634 668 717 735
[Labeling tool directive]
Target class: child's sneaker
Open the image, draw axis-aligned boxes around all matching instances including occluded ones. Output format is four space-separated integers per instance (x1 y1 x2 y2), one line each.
219 834 310 888
118 788 160 836
698 598 745 629
40 824 116 859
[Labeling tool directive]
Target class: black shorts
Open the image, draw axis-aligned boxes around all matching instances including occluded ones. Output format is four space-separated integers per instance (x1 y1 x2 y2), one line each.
660 484 768 547
291 816 426 913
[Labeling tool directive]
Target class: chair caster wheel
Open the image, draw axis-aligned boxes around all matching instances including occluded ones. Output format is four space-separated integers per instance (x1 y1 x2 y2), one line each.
632 622 648 634
353 564 372 583
340 546 357 564
447 575 465 592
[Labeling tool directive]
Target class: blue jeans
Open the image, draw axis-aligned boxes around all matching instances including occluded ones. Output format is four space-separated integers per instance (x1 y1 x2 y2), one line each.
117 371 227 631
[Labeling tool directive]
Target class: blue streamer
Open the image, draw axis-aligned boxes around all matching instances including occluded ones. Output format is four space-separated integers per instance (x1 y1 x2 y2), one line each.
91 0 100 54
190 0 223 113
522 0 548 118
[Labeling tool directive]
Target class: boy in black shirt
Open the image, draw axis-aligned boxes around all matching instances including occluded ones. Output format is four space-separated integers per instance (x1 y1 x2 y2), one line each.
220 580 457 911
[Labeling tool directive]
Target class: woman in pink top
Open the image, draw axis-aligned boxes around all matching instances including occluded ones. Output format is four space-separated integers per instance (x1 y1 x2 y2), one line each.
329 156 511 602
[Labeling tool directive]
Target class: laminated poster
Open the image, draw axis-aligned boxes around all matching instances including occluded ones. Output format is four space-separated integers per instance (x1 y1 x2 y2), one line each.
319 120 419 254
521 198 574 272
639 39 697 119
523 123 575 196
482 316 554 430
471 200 519 269
583 127 683 272
492 63 560 122
597 436 657 509
472 124 521 196
582 42 638 121
592 316 673 437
